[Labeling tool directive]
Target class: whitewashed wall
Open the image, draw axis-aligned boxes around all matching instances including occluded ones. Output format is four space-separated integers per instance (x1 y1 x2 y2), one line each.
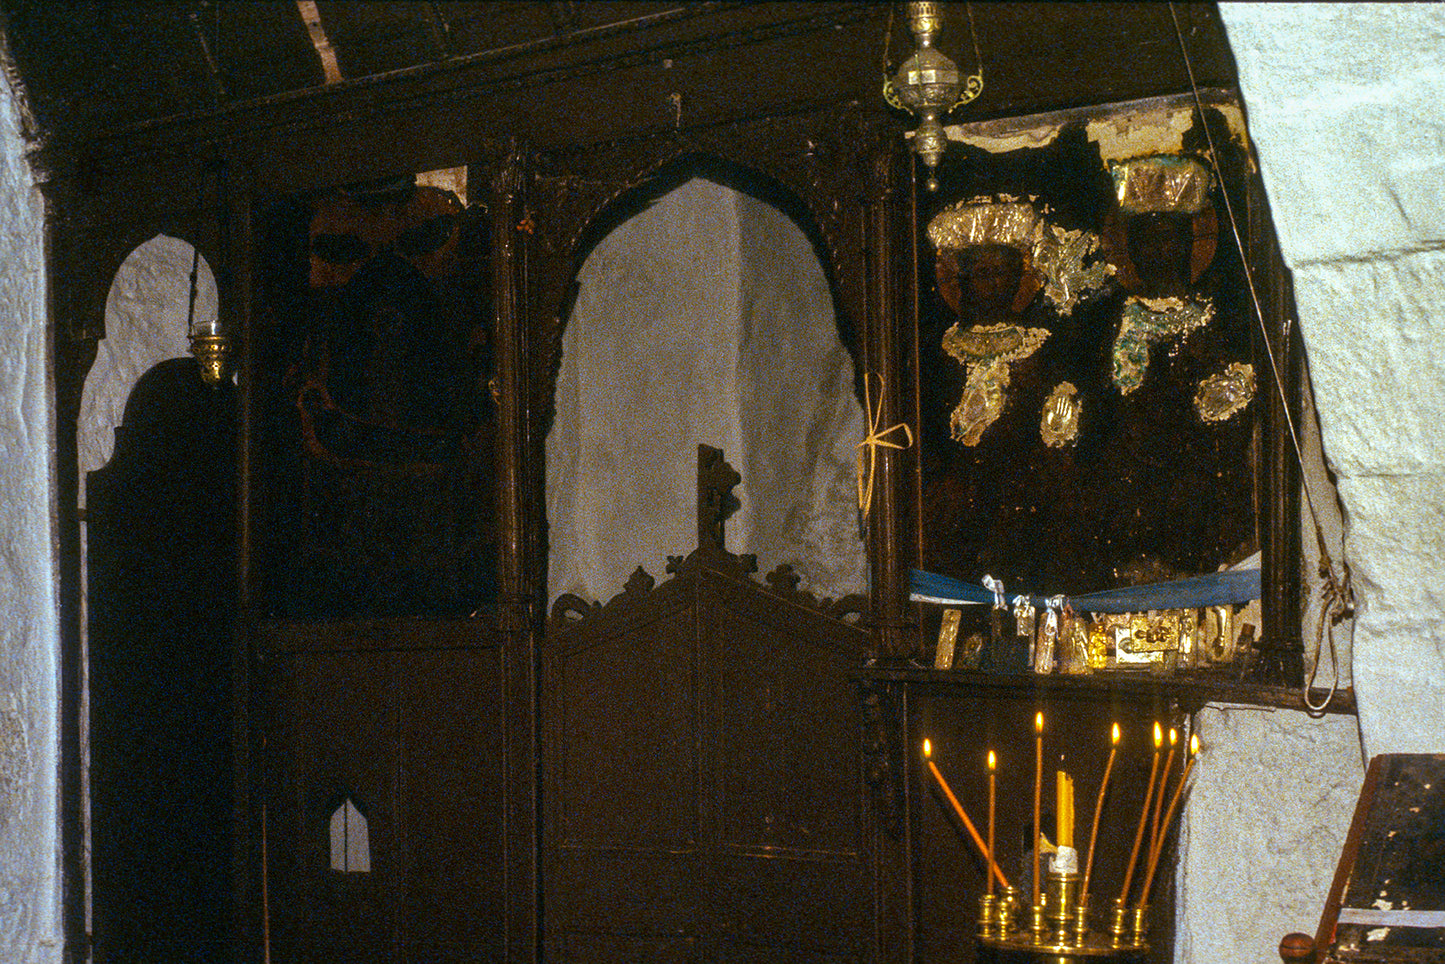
78 237 215 490
547 177 867 604
1220 1 1445 759
0 64 59 963
1175 5 1445 964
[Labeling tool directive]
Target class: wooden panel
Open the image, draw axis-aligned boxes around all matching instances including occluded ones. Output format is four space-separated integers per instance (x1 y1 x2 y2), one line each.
710 590 865 858
270 649 397 962
397 647 508 960
260 623 506 962
543 559 876 962
549 851 704 936
707 852 873 959
552 932 696 964
554 594 699 848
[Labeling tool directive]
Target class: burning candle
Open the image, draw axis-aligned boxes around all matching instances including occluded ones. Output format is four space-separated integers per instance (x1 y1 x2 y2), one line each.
1149 728 1179 863
1082 723 1119 899
987 750 997 898
924 739 1010 890
1033 711 1044 907
1141 734 1200 903
1119 722 1163 904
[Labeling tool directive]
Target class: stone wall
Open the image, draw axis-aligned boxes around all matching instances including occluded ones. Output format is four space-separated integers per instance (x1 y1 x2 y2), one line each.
1219 1 1445 760
0 62 60 964
1174 5 1445 963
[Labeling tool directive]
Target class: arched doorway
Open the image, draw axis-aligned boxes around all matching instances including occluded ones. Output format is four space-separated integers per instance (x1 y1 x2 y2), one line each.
85 236 235 964
546 171 866 605
540 163 878 963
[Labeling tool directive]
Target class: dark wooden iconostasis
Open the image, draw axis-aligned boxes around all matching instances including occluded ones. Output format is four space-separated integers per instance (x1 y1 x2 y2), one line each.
46 4 1334 964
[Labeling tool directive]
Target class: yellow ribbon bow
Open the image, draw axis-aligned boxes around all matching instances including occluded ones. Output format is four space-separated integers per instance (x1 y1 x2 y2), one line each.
855 372 914 523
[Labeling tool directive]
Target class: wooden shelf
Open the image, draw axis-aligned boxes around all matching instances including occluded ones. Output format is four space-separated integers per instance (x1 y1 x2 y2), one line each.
854 664 1357 716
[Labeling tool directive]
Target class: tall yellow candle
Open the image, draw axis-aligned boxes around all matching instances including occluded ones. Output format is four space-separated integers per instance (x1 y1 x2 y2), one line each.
987 750 997 898
1149 728 1179 864
1033 711 1044 906
1141 734 1199 904
1082 723 1119 899
1119 722 1163 904
1056 769 1074 849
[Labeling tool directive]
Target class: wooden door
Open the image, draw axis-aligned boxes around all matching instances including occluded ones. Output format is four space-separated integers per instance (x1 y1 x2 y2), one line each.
257 620 508 962
542 552 876 963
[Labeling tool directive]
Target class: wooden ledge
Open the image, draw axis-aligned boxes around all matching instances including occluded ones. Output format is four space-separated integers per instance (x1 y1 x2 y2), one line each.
852 664 1357 716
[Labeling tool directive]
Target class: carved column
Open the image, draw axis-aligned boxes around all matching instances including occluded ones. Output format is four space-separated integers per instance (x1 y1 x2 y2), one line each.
44 179 94 964
1249 175 1304 687
863 141 914 662
488 147 539 963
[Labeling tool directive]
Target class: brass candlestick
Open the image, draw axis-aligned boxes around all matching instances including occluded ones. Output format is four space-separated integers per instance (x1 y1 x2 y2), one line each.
1132 903 1150 947
1074 892 1091 947
1030 899 1047 943
978 893 997 940
1045 869 1081 947
996 886 1019 937
1111 897 1133 949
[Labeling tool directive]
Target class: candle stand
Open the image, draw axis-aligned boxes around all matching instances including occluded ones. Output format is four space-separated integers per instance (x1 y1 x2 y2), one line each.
975 871 1148 964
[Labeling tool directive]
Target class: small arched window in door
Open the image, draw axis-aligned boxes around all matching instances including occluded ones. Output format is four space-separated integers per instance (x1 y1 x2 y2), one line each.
329 796 371 872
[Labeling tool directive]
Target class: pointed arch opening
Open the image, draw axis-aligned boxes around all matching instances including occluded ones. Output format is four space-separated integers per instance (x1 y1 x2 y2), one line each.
545 157 868 605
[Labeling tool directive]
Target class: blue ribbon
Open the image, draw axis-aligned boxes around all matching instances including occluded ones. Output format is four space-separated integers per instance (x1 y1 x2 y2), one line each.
910 567 1260 614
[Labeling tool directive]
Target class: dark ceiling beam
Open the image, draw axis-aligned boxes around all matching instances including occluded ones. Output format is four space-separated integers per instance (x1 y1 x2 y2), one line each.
58 3 880 186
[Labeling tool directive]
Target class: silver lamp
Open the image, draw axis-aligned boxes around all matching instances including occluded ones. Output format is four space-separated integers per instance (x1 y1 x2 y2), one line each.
884 2 983 191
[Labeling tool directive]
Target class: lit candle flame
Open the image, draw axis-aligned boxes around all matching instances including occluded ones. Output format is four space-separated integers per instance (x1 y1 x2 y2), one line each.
1123 722 1165 903
1035 711 1044 733
1111 722 1120 745
924 738 1010 891
1141 728 1203 905
923 738 932 758
988 750 996 770
1169 727 1178 747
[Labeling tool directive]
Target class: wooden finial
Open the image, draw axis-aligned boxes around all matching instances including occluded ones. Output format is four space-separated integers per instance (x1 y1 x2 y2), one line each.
1278 932 1313 964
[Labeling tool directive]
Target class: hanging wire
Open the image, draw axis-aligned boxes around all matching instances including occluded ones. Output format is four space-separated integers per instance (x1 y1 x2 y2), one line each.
963 2 982 90
881 2 896 81
1167 4 1354 711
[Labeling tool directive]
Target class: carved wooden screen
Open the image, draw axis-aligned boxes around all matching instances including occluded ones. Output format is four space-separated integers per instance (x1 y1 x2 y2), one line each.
542 548 874 963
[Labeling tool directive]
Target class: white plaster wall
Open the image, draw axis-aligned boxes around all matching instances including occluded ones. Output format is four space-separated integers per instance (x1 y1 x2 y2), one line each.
79 237 215 492
1172 5 1445 963
1177 706 1362 964
0 64 61 963
733 191 867 598
1220 0 1445 759
547 177 866 604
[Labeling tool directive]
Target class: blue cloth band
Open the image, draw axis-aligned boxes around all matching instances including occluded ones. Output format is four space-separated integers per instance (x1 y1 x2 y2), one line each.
909 567 1261 614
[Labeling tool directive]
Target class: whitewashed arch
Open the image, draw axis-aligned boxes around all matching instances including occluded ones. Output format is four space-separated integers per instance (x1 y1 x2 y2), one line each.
78 236 219 496
546 177 867 604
